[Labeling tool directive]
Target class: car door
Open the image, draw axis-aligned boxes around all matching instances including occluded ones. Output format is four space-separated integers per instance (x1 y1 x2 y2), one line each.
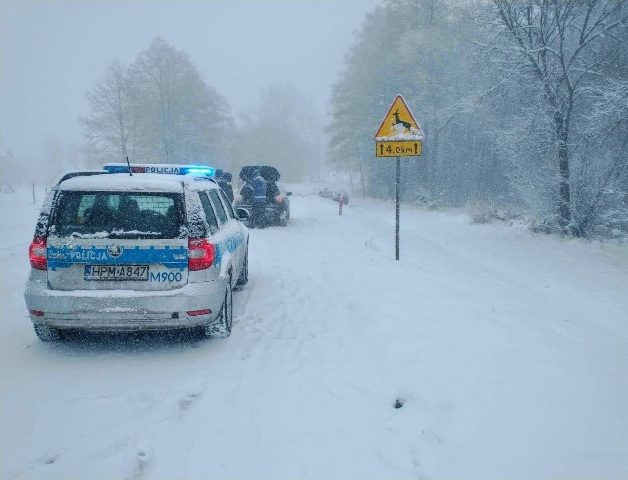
217 189 248 273
207 189 242 281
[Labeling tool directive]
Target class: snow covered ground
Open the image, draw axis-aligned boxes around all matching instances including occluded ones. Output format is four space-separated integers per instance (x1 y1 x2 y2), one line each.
1 186 627 480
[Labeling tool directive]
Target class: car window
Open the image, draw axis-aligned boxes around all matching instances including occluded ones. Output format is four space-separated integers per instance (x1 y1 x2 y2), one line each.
218 190 235 219
199 192 219 234
209 190 228 224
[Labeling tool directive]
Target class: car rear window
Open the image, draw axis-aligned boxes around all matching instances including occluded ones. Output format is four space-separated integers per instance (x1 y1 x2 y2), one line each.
51 191 184 239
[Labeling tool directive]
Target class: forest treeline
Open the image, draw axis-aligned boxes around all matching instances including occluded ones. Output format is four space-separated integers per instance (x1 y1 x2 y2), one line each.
79 37 322 183
328 0 628 237
11 1 626 238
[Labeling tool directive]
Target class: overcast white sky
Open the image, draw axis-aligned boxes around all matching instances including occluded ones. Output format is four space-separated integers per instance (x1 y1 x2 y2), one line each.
0 0 379 159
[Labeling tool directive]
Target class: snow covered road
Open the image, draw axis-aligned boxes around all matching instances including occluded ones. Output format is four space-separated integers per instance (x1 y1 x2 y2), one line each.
2 188 628 479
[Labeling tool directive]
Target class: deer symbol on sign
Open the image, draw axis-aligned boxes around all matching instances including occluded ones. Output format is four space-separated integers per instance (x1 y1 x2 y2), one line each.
392 110 412 130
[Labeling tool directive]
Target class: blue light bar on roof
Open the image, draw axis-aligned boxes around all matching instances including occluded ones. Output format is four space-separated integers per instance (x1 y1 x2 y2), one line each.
185 167 215 176
103 163 216 177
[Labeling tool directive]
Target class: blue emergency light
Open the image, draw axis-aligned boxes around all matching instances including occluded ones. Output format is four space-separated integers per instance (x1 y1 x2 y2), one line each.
103 163 216 177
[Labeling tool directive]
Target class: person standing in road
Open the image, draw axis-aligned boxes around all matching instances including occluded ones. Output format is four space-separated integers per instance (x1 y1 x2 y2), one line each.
250 168 268 228
222 172 234 203
215 169 233 203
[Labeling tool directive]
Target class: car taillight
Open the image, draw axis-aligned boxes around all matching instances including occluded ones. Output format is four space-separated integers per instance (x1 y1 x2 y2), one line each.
186 309 212 316
29 236 47 270
188 238 215 271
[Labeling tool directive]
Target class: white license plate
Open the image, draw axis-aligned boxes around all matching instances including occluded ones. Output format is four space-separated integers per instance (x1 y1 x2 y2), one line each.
84 265 149 281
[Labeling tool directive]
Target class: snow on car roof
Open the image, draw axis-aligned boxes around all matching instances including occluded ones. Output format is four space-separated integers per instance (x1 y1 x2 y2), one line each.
60 173 186 192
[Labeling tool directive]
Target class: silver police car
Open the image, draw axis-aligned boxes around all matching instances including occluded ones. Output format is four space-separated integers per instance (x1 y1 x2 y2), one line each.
24 164 250 341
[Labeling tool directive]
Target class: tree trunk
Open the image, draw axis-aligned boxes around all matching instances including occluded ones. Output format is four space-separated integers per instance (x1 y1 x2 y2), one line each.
359 162 366 198
555 116 571 229
346 155 354 194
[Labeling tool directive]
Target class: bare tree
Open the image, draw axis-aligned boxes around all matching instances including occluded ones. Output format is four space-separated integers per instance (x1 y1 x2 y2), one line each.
80 60 132 161
128 37 232 164
327 0 627 236
489 0 627 231
82 38 232 166
223 83 322 182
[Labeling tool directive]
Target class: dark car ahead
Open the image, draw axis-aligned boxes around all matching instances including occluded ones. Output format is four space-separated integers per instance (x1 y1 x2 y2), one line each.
235 166 291 227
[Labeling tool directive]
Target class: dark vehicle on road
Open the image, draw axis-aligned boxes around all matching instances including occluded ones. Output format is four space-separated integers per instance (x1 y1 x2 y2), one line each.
235 166 292 227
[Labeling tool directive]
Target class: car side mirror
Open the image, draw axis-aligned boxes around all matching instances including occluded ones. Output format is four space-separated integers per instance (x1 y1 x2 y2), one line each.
286 192 292 196
236 208 250 221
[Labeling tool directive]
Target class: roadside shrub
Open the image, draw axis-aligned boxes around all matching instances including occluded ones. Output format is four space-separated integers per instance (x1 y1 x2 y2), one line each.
467 200 496 224
427 200 440 210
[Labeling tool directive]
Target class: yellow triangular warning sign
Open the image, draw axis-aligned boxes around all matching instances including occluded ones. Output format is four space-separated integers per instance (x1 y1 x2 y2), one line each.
374 95 424 141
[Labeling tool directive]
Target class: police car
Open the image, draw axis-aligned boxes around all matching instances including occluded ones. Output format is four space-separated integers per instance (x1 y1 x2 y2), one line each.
24 164 250 341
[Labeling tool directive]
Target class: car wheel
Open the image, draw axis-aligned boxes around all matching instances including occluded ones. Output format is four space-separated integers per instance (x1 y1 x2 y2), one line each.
236 249 248 287
34 324 63 342
202 280 233 338
279 208 289 226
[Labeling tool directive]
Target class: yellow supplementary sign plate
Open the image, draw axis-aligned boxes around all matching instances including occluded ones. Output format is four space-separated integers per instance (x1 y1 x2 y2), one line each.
376 140 422 157
374 95 424 151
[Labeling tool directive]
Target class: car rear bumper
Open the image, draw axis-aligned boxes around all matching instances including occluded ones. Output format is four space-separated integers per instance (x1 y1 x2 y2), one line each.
24 280 226 331
235 202 286 218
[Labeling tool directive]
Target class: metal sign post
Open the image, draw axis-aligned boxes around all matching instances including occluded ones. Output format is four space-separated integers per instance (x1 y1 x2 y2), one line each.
374 95 424 261
395 157 400 260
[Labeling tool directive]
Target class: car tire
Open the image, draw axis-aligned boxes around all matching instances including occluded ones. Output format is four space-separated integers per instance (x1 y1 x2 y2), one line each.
279 208 290 226
202 280 233 338
236 249 248 287
34 324 63 342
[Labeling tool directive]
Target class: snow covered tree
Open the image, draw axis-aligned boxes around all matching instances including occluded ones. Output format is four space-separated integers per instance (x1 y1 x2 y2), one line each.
328 0 506 203
82 37 233 165
222 83 322 182
329 0 628 237
128 37 232 164
80 60 133 162
483 0 627 233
